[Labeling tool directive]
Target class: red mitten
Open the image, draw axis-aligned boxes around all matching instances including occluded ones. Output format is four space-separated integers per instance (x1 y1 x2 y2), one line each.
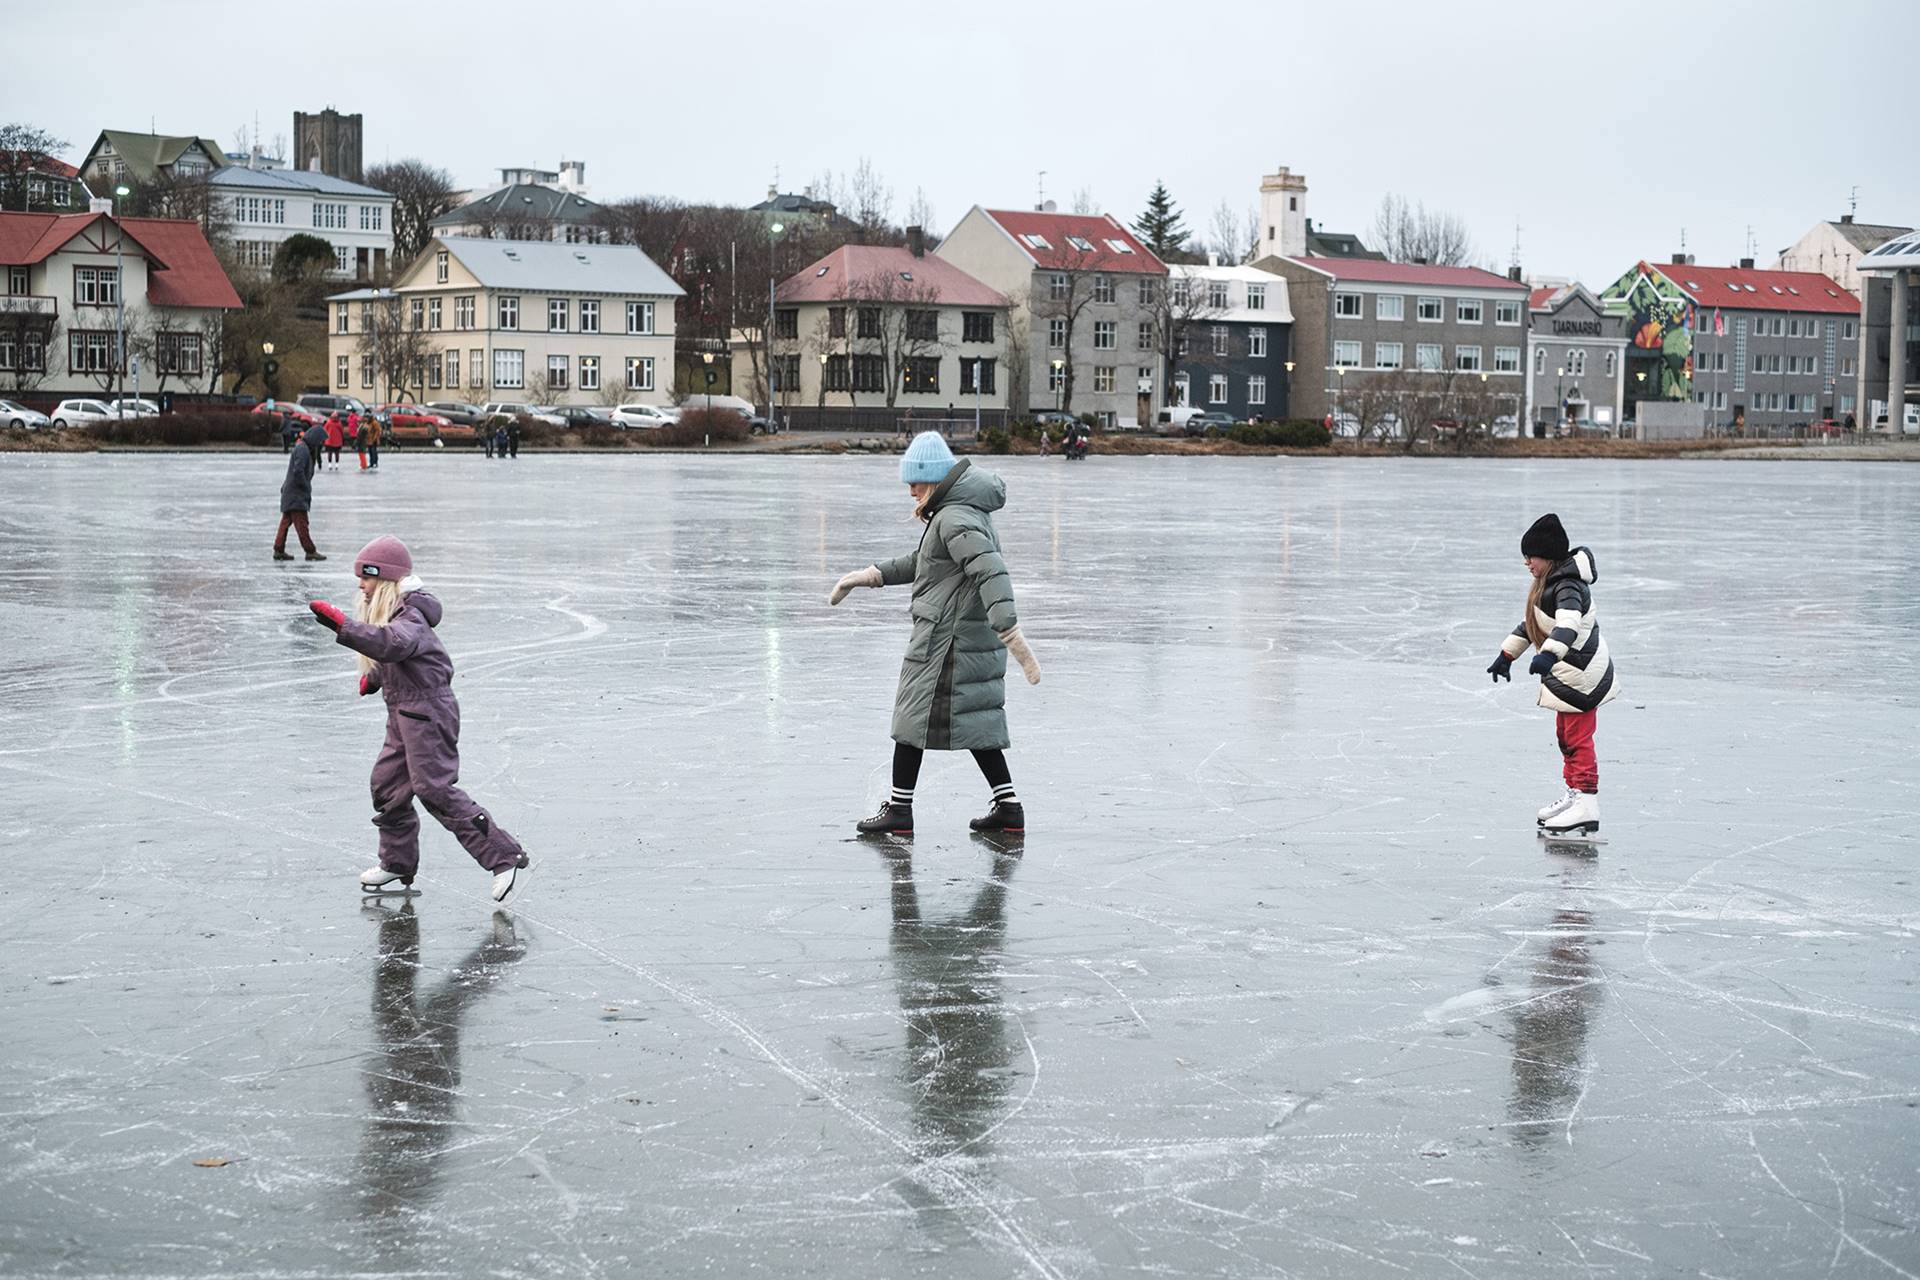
358 673 374 696
309 600 345 632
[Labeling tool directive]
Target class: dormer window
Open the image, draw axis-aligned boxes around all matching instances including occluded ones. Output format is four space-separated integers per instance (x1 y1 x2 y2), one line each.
1022 233 1051 250
1066 235 1095 251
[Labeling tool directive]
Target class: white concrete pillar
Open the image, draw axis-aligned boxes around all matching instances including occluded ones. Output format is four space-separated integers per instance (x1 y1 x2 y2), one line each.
1890 271 1909 434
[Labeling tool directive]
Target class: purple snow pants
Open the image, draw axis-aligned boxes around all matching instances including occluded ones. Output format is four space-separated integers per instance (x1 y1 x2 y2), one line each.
369 695 524 876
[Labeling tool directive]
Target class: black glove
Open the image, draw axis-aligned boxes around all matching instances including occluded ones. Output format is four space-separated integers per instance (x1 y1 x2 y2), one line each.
1529 651 1557 676
1486 653 1512 682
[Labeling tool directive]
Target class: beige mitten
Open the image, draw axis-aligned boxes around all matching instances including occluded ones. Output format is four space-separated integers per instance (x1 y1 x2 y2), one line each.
1000 625 1041 684
829 565 883 605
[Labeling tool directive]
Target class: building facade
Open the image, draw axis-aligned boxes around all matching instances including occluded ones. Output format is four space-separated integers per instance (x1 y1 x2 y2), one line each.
1855 229 1920 430
1166 261 1294 420
432 185 608 244
208 166 395 279
293 110 364 184
1524 284 1629 433
1600 258 1860 428
325 237 681 407
935 206 1168 427
0 209 241 397
1260 255 1529 431
1775 215 1911 297
760 242 1010 421
79 131 225 190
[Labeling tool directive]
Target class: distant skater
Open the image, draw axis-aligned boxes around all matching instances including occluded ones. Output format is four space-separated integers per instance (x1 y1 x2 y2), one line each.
1487 514 1617 839
364 413 382 470
324 412 344 470
350 409 367 471
829 432 1041 836
308 536 532 904
273 423 328 562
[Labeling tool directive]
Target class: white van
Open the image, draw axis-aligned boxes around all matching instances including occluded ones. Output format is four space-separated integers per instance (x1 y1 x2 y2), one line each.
1871 403 1920 435
681 394 757 419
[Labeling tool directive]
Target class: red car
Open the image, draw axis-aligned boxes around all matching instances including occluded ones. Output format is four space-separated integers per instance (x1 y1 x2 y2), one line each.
376 403 475 445
253 402 322 428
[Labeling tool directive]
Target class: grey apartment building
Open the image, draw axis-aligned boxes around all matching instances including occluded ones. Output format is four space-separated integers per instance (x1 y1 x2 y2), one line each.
1525 284 1629 433
1260 256 1530 430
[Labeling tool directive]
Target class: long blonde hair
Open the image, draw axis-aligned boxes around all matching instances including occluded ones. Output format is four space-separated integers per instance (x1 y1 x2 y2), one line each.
1523 573 1547 649
354 578 404 676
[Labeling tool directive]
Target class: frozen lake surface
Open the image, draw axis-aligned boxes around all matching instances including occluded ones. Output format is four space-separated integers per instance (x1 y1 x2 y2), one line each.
2 452 1916 1277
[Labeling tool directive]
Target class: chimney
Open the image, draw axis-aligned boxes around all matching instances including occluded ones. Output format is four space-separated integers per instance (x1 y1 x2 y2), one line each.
1841 213 1854 225
1508 265 1523 282
1413 256 1428 265
88 197 113 216
906 225 925 258
1207 251 1219 268
1739 256 1755 269
1672 252 1688 265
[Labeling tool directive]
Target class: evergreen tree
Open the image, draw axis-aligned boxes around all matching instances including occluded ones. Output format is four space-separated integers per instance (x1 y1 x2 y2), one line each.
1131 181 1189 258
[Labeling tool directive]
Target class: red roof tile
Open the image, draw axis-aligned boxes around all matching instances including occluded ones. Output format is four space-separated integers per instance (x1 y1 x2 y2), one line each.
1646 261 1856 315
1284 256 1527 290
0 211 241 309
0 149 78 178
980 209 1165 275
777 245 1007 306
1529 284 1565 309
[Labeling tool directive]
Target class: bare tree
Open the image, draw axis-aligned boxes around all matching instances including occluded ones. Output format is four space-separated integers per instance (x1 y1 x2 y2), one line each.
355 295 437 403
811 268 948 411
848 158 893 231
0 296 61 394
1149 267 1228 407
0 121 71 212
1206 200 1259 266
1070 186 1097 215
905 188 939 245
1370 194 1479 266
1029 239 1132 414
365 160 458 268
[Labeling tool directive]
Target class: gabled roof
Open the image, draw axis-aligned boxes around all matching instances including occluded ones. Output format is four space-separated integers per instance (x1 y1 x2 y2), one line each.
89 130 226 183
776 245 1007 306
1648 262 1857 314
207 166 392 199
1303 221 1383 260
750 191 838 217
1529 284 1567 309
432 184 605 227
428 236 683 296
0 211 240 309
1828 219 1911 253
1 150 78 179
1282 256 1528 291
977 208 1166 275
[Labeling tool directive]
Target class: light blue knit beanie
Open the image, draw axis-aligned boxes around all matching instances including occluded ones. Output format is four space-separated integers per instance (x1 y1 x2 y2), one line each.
899 430 957 484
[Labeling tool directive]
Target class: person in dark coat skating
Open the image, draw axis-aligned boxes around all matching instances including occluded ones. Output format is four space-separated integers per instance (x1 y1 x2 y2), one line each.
829 432 1041 836
308 536 533 905
274 424 328 561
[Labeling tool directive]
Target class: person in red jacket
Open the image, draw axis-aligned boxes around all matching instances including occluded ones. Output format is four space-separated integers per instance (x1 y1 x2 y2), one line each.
323 412 345 471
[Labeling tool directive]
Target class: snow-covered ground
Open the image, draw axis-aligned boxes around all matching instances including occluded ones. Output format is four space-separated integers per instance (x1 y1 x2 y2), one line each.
2 452 1915 1277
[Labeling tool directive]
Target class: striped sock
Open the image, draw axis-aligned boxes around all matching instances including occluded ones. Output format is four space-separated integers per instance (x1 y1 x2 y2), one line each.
991 782 1019 806
890 787 914 808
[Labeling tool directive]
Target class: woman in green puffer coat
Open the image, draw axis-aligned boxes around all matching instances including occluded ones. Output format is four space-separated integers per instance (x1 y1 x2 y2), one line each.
830 432 1042 837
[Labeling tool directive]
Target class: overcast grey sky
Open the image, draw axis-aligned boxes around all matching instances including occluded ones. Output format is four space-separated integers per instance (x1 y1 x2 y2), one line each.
12 0 1915 286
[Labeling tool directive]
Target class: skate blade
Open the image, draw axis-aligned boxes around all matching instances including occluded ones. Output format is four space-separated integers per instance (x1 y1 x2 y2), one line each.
360 884 419 896
1537 830 1605 846
969 829 1026 852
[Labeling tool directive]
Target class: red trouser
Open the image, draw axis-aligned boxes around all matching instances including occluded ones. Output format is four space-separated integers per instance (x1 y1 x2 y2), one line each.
1555 709 1598 793
274 510 316 554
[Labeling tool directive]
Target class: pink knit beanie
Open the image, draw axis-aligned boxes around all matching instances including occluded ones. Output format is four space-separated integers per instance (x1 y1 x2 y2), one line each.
354 535 412 580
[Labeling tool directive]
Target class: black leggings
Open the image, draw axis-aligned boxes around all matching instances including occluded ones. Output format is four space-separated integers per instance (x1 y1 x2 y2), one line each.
892 742 1011 793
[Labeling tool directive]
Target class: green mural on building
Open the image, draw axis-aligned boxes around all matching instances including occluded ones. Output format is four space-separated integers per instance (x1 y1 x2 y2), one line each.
1600 263 1694 400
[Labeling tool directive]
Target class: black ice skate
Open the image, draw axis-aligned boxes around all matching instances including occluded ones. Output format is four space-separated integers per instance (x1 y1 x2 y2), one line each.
969 800 1025 834
856 803 914 836
359 865 418 896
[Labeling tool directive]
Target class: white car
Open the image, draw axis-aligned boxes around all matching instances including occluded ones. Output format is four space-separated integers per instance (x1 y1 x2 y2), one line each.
480 402 565 427
106 398 160 418
51 398 117 427
0 399 52 429
612 403 675 430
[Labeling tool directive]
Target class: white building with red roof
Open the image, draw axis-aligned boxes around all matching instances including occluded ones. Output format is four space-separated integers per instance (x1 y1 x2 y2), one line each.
0 209 241 398
935 206 1168 427
762 240 1010 424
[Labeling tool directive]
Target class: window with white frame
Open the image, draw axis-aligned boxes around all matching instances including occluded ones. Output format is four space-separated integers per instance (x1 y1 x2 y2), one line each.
1249 327 1267 358
1092 274 1114 304
1093 365 1115 393
1568 349 1586 376
1047 318 1066 349
1248 375 1266 405
336 303 349 334
427 355 441 389
1843 320 1856 340
1066 235 1094 251
1534 347 1545 374
74 266 118 306
546 354 569 389
333 246 351 274
1333 340 1362 367
1417 296 1442 322
1093 320 1116 350
233 196 285 225
1172 371 1189 405
1212 325 1228 356
498 296 519 330
1494 346 1520 373
435 251 449 283
1376 294 1404 321
360 354 373 388
1375 341 1403 369
455 295 474 330
548 298 568 332
1455 345 1483 371
445 349 460 388
1208 280 1230 309
1137 278 1156 305
312 201 348 230
1246 283 1266 311
360 204 383 232
1457 299 1483 324
579 355 599 391
1415 343 1443 371
470 350 484 387
494 349 524 388
409 298 424 330
1495 300 1522 325
1138 320 1154 350
336 355 349 388
580 299 599 333
427 297 442 330
1334 291 1363 318
1170 277 1191 307
1048 273 1068 301
625 300 654 334
1208 373 1227 403
626 355 654 391
1787 318 1800 338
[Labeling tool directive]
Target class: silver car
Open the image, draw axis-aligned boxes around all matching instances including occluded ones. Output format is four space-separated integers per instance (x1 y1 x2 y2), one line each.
0 399 52 429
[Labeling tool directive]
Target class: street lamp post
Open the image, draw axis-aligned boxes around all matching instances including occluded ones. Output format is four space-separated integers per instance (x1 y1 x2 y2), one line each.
765 220 785 430
1554 366 1565 438
1335 364 1345 431
973 358 982 437
818 351 828 425
262 341 276 402
1635 369 1648 438
1283 359 1295 418
702 350 715 412
113 184 129 418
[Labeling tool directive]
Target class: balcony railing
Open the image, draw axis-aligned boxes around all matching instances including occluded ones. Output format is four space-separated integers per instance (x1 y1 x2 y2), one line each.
0 295 58 319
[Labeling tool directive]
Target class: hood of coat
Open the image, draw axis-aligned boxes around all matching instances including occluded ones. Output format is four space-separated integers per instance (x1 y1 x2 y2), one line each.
400 580 442 627
1548 546 1598 587
302 424 326 451
927 459 1006 517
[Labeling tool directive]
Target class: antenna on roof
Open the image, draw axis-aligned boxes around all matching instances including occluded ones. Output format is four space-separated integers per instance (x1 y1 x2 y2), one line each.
1509 218 1522 271
1036 170 1047 212
1679 226 1687 253
1849 185 1859 218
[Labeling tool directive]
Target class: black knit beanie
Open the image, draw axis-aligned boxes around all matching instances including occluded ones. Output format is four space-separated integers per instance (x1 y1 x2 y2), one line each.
1521 513 1569 561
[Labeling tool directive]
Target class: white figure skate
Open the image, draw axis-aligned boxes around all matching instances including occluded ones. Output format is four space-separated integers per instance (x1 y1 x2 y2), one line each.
359 865 418 896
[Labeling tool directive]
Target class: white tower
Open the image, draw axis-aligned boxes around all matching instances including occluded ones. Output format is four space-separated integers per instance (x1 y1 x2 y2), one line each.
1259 167 1308 260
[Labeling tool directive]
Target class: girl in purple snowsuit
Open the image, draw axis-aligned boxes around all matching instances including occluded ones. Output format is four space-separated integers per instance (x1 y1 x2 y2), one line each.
308 535 532 905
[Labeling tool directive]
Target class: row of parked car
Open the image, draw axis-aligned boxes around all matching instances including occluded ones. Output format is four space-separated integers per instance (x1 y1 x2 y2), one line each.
1 397 172 428
279 393 768 442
